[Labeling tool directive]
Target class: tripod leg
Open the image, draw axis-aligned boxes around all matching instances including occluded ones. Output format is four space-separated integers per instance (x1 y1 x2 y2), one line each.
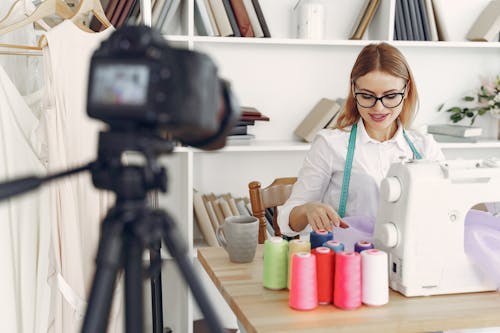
124 231 145 333
82 217 125 333
149 241 164 333
157 211 226 333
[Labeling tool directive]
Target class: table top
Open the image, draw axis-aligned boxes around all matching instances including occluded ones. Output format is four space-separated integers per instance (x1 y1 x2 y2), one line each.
197 245 500 333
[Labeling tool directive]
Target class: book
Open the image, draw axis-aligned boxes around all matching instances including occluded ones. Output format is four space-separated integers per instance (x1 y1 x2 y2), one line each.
242 0 264 37
202 195 220 232
395 0 408 40
237 119 255 126
208 0 235 36
193 190 219 246
350 0 370 39
222 0 242 36
240 115 270 121
226 134 256 142
229 125 248 136
401 0 414 40
204 0 221 36
427 124 483 137
235 198 251 216
229 0 254 37
431 134 480 143
195 0 217 36
152 0 167 26
217 197 234 218
110 0 128 26
432 0 491 41
424 0 439 41
294 98 342 142
350 0 381 40
251 0 271 37
417 0 431 41
158 0 182 33
90 0 117 31
116 0 137 28
207 194 225 226
408 0 423 40
467 0 500 42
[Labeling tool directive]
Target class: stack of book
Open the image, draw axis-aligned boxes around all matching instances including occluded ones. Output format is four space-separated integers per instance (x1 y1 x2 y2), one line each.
90 0 182 32
393 0 498 42
193 190 259 246
194 0 270 37
350 0 381 40
294 98 345 142
228 106 270 141
427 124 483 143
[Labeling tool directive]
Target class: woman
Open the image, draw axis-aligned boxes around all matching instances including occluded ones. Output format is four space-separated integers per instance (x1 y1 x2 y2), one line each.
278 42 444 238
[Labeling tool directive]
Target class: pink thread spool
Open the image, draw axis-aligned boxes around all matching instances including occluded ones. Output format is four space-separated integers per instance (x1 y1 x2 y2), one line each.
289 252 318 311
333 251 361 310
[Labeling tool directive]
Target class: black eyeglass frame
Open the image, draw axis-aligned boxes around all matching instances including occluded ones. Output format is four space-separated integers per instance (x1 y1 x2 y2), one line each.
353 83 408 108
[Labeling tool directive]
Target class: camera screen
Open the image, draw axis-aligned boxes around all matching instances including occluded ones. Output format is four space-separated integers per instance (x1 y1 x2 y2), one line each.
90 64 150 106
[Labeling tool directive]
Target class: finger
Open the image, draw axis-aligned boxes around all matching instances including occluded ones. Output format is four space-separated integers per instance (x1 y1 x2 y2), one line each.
339 220 350 228
325 207 341 227
318 212 333 231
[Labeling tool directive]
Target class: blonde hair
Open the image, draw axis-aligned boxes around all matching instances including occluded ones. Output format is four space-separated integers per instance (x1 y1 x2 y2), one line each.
335 42 418 130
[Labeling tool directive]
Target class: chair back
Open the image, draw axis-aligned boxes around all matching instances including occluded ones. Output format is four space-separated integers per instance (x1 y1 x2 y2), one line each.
248 177 297 243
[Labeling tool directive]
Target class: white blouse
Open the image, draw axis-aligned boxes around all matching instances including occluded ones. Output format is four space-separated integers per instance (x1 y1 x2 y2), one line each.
277 119 445 237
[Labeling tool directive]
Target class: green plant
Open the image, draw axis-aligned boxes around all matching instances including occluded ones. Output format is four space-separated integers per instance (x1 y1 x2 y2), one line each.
439 75 500 125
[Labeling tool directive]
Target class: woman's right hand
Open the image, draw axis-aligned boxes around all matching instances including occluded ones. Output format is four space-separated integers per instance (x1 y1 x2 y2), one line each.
294 202 349 232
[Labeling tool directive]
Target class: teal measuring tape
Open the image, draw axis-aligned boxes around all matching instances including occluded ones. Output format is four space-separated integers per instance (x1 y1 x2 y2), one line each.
338 124 357 218
337 123 422 218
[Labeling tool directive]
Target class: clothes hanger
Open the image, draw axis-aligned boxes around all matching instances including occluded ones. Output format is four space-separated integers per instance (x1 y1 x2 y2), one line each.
71 0 112 30
0 0 52 31
0 0 75 36
0 43 42 56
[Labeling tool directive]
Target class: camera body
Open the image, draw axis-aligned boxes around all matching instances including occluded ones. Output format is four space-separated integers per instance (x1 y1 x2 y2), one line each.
87 25 238 149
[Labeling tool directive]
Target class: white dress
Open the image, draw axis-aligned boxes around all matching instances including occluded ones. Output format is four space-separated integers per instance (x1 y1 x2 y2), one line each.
0 65 51 333
40 20 123 333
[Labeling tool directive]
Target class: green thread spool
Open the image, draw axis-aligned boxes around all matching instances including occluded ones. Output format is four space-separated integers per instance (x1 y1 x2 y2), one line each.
287 239 311 289
263 237 289 290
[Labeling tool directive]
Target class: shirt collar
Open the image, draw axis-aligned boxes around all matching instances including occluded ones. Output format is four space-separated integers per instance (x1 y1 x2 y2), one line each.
356 118 408 150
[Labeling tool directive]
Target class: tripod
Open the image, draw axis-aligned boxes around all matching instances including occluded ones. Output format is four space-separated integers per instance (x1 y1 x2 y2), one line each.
0 131 226 333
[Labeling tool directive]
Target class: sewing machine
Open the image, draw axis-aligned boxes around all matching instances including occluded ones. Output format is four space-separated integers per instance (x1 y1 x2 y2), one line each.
373 158 500 296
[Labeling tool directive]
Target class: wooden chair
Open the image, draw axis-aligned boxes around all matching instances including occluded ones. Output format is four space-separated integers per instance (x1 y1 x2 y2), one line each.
248 177 297 244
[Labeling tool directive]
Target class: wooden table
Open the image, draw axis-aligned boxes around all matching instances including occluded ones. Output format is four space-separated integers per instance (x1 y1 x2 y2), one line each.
197 245 500 333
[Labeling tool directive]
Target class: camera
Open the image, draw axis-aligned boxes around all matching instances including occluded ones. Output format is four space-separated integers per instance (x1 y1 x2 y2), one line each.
87 25 239 150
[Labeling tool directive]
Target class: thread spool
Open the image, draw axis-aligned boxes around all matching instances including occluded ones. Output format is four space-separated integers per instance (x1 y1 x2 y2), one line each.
288 239 311 289
310 229 333 249
323 240 345 253
334 252 362 310
311 247 335 304
263 237 288 290
354 240 374 253
361 249 389 306
289 252 318 310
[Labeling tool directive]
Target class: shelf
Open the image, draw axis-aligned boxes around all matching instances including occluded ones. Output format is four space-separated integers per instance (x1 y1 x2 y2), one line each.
172 139 500 153
437 139 500 149
164 35 500 49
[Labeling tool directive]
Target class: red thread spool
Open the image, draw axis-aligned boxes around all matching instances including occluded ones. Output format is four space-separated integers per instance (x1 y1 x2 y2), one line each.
289 252 318 311
311 246 335 304
334 251 362 310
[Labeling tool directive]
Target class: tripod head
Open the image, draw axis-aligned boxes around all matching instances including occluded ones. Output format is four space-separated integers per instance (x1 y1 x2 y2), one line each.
91 130 172 202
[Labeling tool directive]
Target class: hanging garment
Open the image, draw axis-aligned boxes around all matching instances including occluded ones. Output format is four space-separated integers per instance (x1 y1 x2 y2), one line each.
39 20 123 333
0 64 51 333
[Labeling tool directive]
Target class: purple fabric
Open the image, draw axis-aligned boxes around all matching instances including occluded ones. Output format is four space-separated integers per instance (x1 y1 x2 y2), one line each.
333 215 375 252
335 211 500 287
464 209 500 288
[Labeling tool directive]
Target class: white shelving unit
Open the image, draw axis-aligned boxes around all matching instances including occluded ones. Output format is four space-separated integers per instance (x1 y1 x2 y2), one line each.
147 1 500 332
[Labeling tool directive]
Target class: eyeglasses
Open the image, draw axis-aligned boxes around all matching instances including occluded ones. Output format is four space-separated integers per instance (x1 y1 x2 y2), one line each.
354 84 407 108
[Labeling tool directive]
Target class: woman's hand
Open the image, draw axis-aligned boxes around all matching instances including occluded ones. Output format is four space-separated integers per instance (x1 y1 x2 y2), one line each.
300 202 349 232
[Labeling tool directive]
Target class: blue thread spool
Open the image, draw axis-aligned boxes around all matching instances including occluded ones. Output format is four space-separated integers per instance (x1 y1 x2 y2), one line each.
310 230 333 249
323 240 344 252
354 240 374 253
